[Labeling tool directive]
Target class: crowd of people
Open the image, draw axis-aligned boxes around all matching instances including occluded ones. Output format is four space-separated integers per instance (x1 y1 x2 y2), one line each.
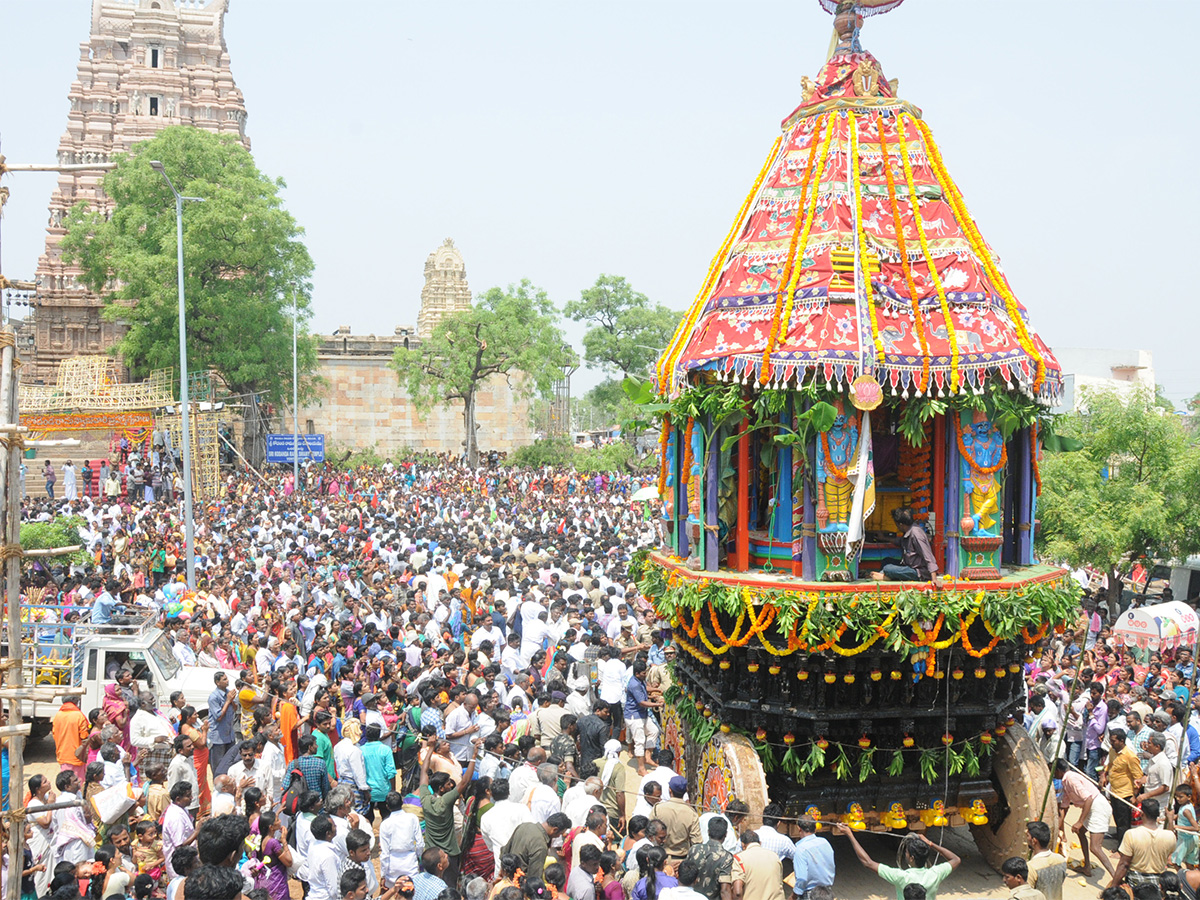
16 452 1200 900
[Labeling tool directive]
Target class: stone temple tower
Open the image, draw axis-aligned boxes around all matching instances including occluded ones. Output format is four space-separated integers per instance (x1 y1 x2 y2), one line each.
25 0 250 382
416 238 473 340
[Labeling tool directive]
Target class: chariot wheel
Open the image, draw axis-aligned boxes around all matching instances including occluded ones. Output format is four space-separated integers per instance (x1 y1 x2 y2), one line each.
970 724 1057 870
685 726 769 821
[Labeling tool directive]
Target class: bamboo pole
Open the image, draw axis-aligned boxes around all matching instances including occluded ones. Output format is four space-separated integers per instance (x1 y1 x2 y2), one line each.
0 327 23 900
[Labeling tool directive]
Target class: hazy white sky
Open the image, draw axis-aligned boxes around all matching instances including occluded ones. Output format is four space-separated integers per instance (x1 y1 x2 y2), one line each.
1 0 1196 402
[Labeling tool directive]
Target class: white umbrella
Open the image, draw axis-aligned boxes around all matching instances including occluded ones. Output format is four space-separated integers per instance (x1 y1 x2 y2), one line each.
631 486 659 502
1114 601 1200 651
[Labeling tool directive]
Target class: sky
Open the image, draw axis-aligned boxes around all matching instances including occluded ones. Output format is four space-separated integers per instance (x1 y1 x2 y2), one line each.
1 0 1197 403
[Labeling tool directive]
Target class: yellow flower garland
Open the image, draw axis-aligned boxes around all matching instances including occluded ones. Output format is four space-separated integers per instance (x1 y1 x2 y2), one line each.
909 115 1046 392
876 113 930 392
659 136 783 393
849 113 886 365
761 115 833 383
896 115 959 393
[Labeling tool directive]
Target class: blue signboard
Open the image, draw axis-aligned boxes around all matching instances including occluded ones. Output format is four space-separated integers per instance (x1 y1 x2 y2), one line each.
265 433 325 464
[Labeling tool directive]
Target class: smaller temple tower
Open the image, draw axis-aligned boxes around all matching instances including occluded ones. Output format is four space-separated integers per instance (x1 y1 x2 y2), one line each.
416 238 472 339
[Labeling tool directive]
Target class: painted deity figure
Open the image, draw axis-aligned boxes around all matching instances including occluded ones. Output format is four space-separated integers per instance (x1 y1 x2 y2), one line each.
686 422 704 564
816 403 858 533
960 410 1005 537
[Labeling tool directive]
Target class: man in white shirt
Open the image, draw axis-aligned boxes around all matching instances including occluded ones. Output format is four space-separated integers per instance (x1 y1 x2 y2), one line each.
445 694 480 765
500 634 526 682
166 735 200 810
130 692 175 770
472 621 504 652
306 815 342 900
596 647 628 726
227 740 268 806
528 764 562 823
379 793 425 883
254 636 277 678
480 777 535 869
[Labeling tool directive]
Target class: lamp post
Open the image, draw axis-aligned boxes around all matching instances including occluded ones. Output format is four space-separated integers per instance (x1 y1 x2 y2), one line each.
150 160 203 590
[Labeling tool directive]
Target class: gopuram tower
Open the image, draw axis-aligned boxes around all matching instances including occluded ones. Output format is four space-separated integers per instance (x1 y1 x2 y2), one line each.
416 238 473 339
25 0 250 382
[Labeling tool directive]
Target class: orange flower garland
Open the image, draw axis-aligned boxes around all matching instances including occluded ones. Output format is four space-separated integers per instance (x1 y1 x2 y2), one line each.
849 113 886 365
761 115 832 383
657 414 671 498
659 136 783 393
960 610 1003 657
896 114 959 393
681 418 695 485
953 414 1008 475
910 116 1046 392
876 113 930 392
819 429 856 480
1021 622 1049 644
1031 422 1043 496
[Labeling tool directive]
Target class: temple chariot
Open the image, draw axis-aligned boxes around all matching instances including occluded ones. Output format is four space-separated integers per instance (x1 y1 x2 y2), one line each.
635 0 1080 867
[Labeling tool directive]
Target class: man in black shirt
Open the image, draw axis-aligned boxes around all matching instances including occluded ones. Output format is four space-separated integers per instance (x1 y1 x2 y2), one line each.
576 702 613 764
872 507 943 587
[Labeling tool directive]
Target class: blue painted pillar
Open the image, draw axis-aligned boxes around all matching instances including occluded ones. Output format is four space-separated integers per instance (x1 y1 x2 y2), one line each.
944 413 961 576
705 416 719 572
802 433 817 581
773 399 793 547
676 424 689 559
1016 426 1034 566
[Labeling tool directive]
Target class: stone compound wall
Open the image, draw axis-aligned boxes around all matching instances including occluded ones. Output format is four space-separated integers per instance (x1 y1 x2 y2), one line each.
297 355 536 456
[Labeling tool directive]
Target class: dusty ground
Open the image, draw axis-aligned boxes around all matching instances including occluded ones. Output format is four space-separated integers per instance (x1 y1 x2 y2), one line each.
22 736 1114 900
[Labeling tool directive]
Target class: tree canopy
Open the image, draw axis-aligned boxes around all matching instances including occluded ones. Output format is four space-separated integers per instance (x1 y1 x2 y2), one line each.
390 280 576 467
564 274 679 378
564 274 679 431
1037 386 1200 593
62 126 317 409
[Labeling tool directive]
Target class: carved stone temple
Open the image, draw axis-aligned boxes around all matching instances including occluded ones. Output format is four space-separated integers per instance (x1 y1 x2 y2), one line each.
416 238 474 340
23 0 250 382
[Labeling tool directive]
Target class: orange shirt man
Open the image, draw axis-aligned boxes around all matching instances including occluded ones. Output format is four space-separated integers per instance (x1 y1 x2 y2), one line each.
52 700 89 777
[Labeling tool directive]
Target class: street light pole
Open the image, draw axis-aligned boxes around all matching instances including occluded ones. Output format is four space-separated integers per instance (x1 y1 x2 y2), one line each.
150 160 203 591
292 285 299 494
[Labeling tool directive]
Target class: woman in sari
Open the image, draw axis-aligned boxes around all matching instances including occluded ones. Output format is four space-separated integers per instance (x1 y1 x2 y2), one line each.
101 684 131 754
26 775 55 897
459 776 495 881
179 706 211 817
245 811 292 900
276 681 301 763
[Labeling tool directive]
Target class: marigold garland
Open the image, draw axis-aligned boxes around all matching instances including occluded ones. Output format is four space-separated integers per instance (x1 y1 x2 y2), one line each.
953 414 1008 475
849 113 886 365
910 115 1045 392
680 418 695 485
876 113 930 392
960 609 1003 657
660 136 783 393
1031 422 1043 497
818 429 857 480
896 114 959 393
1022 622 1048 644
761 115 834 384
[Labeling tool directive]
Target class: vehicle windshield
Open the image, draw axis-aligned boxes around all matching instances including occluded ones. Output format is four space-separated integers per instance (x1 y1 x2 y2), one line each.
146 633 181 681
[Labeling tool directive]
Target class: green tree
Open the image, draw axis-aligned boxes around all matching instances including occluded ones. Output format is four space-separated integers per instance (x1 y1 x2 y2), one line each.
564 275 680 433
1037 386 1200 605
391 280 576 467
61 126 316 464
564 275 679 378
